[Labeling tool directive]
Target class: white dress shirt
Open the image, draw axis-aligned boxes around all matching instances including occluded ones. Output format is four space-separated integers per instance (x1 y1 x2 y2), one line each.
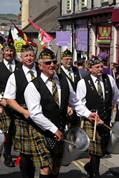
24 72 82 134
0 59 16 99
3 59 16 72
4 64 37 100
61 65 74 82
76 74 119 118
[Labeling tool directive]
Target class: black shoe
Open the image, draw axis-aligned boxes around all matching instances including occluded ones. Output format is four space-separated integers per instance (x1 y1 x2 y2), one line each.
84 162 93 178
4 155 15 167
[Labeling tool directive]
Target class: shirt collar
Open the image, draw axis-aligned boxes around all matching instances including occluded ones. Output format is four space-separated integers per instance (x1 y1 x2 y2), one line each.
40 72 59 83
61 65 73 74
3 59 15 66
22 64 36 75
91 74 102 83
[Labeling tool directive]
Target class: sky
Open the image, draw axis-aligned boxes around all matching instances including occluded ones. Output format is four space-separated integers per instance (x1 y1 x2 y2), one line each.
0 0 20 14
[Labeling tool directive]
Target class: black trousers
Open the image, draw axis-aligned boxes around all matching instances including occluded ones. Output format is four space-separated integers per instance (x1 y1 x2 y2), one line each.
4 119 15 157
85 154 100 177
20 153 35 178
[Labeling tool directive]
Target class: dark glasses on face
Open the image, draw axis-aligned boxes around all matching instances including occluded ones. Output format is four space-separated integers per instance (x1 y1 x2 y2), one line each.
43 60 57 65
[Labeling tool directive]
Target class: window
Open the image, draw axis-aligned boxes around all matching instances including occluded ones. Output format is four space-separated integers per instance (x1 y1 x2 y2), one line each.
66 0 72 12
81 0 88 8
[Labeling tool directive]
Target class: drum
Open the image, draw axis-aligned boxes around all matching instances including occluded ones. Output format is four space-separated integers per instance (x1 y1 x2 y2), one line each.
61 127 90 166
107 121 119 154
0 129 5 155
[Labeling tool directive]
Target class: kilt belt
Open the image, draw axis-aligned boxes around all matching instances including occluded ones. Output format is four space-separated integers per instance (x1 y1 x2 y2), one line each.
81 118 110 157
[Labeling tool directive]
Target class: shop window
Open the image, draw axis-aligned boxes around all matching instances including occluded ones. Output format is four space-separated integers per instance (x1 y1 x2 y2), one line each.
98 46 110 60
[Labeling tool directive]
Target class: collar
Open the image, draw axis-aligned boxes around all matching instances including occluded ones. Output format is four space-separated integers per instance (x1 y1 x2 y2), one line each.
61 65 73 74
91 74 103 83
23 64 36 75
3 59 15 66
40 72 59 83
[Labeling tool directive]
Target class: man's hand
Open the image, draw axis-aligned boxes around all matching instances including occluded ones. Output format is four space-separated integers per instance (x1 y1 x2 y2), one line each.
22 110 30 119
67 106 73 117
88 112 104 125
54 129 64 141
0 99 7 107
0 105 4 114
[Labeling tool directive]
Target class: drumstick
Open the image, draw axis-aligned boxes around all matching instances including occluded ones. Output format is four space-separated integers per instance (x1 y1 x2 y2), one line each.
63 139 77 147
103 123 111 130
80 119 84 129
93 118 97 142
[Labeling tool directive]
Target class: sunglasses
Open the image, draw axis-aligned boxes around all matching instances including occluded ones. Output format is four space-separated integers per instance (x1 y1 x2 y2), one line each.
43 60 57 65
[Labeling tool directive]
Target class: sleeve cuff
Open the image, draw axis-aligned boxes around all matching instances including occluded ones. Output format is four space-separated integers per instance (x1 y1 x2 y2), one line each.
50 125 58 134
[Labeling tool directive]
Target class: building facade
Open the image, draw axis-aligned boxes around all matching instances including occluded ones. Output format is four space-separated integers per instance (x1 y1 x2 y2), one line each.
19 0 59 29
58 0 119 63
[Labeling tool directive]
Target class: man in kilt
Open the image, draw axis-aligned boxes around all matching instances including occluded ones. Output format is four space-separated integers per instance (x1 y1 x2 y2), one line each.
59 49 81 126
4 44 41 178
76 56 119 178
24 47 99 178
0 42 21 167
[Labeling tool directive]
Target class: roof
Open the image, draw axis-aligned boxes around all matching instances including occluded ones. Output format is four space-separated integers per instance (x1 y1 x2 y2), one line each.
23 4 60 33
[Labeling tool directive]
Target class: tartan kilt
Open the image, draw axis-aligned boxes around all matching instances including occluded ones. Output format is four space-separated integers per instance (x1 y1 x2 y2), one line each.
82 118 110 157
0 109 11 133
14 116 52 169
50 141 64 168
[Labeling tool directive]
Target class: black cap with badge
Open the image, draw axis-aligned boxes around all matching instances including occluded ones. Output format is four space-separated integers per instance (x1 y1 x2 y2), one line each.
88 56 103 67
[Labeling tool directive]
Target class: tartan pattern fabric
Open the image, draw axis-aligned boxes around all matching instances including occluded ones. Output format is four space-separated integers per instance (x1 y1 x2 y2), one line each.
51 79 59 105
29 70 35 80
14 117 53 168
97 79 103 99
8 62 13 72
0 109 11 133
81 119 109 157
51 141 64 168
68 71 73 81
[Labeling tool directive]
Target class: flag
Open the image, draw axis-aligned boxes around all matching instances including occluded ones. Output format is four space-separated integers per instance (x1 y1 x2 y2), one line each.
12 22 37 47
7 28 14 45
12 22 28 42
38 32 45 46
28 18 53 44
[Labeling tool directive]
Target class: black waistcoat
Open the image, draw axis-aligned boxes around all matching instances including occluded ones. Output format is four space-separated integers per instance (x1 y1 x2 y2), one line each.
60 66 80 91
32 74 69 130
14 68 28 105
15 66 40 105
84 74 112 123
0 61 21 94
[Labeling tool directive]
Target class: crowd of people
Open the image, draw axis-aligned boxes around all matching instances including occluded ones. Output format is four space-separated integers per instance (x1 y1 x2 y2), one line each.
0 41 119 178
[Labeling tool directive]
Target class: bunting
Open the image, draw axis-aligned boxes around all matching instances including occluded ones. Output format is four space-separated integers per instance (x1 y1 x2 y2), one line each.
28 18 53 44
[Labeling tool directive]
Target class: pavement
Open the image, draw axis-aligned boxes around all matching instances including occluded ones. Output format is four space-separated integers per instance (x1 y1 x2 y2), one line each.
73 153 119 177
1 150 119 178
